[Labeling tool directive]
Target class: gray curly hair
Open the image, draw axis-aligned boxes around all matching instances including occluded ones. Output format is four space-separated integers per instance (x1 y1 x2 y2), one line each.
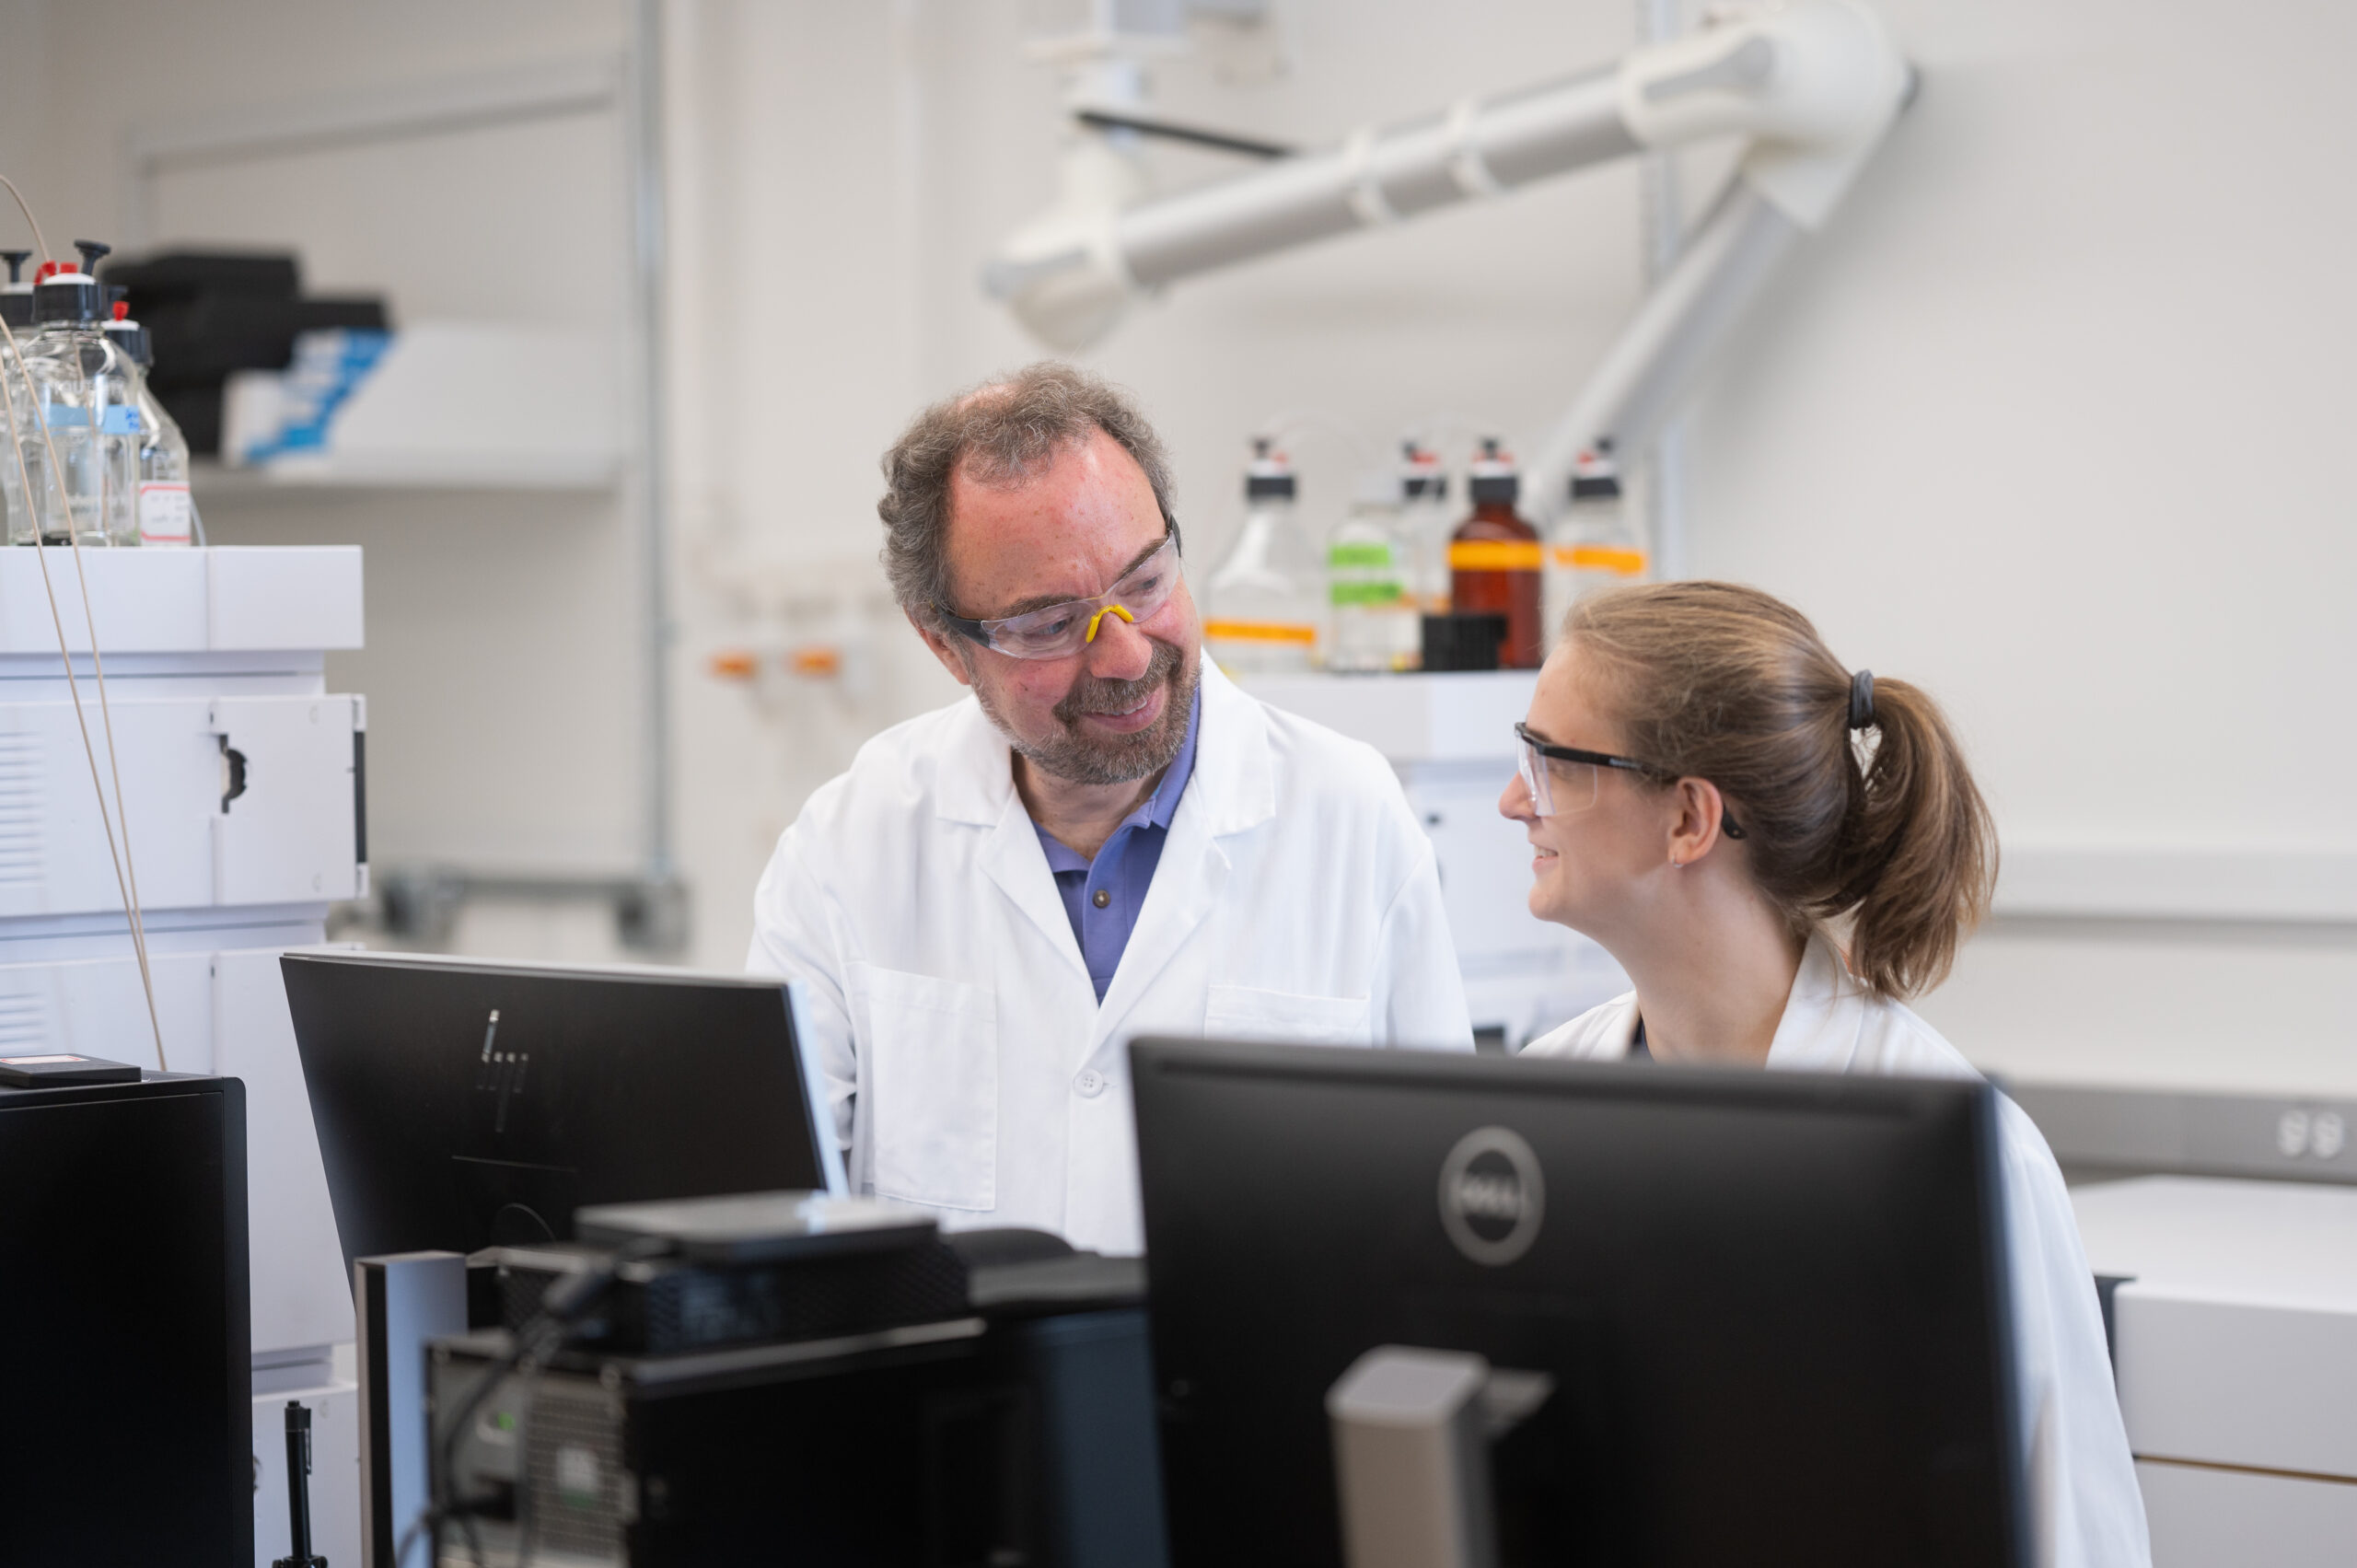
878 361 1179 632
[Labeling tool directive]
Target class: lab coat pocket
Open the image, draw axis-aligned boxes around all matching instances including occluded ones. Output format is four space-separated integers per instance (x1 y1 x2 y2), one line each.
1203 984 1373 1047
853 964 998 1212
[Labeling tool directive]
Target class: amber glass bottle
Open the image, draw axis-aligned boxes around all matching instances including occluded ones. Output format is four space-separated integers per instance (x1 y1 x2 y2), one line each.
1448 438 1543 668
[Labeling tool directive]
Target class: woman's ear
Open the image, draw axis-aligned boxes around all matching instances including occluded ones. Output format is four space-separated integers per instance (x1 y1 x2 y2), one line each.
1666 777 1731 868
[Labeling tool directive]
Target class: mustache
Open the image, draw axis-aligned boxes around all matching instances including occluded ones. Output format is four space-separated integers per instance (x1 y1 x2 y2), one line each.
1054 641 1180 726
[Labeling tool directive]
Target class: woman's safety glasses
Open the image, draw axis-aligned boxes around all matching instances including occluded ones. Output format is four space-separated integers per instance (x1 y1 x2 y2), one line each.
937 530 1183 661
1513 722 1659 816
1512 722 1749 837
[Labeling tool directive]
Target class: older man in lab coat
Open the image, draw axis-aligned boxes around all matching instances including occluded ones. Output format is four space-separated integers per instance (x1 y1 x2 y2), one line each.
749 363 1472 1254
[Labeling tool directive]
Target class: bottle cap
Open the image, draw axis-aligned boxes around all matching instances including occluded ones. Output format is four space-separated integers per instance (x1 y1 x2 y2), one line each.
0 249 29 331
1399 440 1447 501
1245 435 1296 501
32 242 112 327
1468 436 1519 505
1568 448 1620 502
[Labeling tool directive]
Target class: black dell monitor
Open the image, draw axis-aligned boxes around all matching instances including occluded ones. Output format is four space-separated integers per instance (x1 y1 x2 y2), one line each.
1130 1039 2027 1568
284 952 843 1268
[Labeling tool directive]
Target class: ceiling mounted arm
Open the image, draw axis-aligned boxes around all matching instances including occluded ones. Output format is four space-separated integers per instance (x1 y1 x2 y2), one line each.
983 0 1915 470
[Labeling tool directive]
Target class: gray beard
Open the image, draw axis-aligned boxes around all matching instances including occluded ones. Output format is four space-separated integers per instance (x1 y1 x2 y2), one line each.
975 641 1196 787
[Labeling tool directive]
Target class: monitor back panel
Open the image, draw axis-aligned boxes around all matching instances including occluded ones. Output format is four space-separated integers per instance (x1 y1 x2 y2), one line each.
284 957 825 1266
1131 1041 2022 1568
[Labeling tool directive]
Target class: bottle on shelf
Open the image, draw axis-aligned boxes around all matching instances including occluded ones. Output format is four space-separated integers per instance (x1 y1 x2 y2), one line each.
0 250 32 550
1542 448 1646 651
1202 438 1320 676
0 250 31 334
17 241 140 547
1448 436 1543 668
102 296 198 547
1326 468 1418 672
1399 440 1453 618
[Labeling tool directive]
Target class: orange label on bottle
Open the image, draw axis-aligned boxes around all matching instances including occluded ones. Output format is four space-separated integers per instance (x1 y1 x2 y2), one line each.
1203 620 1318 645
1555 545 1648 575
1447 540 1543 572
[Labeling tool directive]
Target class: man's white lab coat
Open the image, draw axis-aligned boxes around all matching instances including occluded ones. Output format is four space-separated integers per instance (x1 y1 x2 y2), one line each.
749 657 1475 1255
1524 934 2153 1568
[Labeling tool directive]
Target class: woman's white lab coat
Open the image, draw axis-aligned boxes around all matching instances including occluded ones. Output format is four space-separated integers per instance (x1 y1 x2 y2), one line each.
1523 934 2152 1568
748 657 1475 1256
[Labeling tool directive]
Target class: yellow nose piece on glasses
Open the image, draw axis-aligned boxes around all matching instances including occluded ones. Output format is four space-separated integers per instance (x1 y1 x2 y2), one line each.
1084 604 1135 644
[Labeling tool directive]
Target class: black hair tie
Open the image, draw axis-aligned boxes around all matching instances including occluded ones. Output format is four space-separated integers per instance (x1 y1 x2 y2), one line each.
1848 668 1876 731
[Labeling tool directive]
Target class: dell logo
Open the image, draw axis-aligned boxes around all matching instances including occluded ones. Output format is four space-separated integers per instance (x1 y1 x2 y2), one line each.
1439 1126 1545 1266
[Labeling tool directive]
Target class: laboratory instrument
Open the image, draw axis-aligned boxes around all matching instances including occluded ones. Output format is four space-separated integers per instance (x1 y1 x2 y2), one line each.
1130 1037 2026 1567
986 0 1913 513
17 239 140 546
0 1069 253 1564
1202 436 1319 674
1325 468 1417 672
424 1191 1165 1566
103 296 199 546
1448 439 1542 669
1542 449 1643 650
281 952 841 1270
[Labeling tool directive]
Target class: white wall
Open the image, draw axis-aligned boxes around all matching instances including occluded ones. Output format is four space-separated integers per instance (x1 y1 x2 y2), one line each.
672 0 2357 1096
8 0 2351 1094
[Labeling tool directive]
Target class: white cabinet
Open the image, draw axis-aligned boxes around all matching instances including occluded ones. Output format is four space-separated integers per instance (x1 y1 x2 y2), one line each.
2073 1177 2357 1567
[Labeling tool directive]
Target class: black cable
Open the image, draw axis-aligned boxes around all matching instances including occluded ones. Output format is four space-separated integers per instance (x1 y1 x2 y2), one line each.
420 1237 670 1568
1074 108 1295 159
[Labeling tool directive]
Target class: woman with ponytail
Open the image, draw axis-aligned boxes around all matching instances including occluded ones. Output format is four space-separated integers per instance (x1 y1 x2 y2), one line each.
1504 581 2147 1567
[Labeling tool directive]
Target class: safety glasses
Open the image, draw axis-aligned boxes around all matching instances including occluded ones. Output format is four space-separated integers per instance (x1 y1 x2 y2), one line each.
1513 722 1748 837
1514 723 1659 816
937 529 1183 661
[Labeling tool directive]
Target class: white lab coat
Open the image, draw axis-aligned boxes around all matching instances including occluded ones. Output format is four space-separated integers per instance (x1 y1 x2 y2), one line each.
1523 935 2151 1568
748 656 1475 1255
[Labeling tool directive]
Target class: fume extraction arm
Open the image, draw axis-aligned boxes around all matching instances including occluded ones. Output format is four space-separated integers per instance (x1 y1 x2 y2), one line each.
983 0 1913 514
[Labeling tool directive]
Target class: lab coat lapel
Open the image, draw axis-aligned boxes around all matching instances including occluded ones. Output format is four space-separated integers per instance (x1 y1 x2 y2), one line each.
1763 933 1868 1073
1091 661 1276 1046
937 697 1091 985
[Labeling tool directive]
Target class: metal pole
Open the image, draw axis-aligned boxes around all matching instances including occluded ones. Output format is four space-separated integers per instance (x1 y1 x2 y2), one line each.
1637 0 1689 578
628 0 679 925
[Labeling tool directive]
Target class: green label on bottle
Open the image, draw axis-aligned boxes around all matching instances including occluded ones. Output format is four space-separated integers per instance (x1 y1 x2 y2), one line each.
1330 580 1406 607
1327 541 1395 569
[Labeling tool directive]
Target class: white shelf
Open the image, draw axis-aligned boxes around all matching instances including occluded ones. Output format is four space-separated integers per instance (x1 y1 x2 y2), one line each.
192 457 617 499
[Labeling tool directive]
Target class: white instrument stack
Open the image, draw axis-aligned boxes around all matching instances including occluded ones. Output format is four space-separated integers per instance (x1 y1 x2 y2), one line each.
0 544 367 1567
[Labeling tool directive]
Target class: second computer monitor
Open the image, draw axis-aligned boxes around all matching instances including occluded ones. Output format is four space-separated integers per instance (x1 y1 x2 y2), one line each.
1131 1039 2026 1568
285 952 842 1269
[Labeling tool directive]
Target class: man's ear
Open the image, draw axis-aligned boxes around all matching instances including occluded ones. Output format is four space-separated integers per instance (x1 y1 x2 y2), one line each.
910 609 977 689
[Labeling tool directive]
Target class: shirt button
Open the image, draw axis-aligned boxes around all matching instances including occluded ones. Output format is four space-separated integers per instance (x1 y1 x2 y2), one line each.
1074 1069 1107 1098
1091 889 1110 909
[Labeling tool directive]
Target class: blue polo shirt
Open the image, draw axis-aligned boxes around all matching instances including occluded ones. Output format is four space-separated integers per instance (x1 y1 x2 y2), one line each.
1032 691 1202 1003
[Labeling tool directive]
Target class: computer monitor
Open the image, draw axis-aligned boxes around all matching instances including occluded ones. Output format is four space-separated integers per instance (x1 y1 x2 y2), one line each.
1130 1039 2026 1568
284 952 844 1269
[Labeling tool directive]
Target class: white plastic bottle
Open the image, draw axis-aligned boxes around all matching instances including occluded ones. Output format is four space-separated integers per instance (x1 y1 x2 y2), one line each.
17 243 139 547
103 300 198 547
1543 449 1647 651
1399 441 1453 618
0 250 33 548
1202 438 1319 675
1326 470 1418 672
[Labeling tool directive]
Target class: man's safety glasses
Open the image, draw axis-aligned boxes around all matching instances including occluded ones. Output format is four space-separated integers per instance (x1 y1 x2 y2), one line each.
937 529 1183 661
1513 722 1750 836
